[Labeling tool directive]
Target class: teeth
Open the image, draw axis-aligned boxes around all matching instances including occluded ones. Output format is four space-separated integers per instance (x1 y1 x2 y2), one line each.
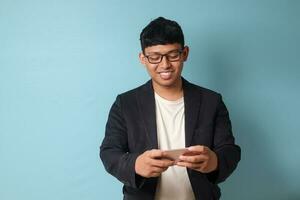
159 71 172 79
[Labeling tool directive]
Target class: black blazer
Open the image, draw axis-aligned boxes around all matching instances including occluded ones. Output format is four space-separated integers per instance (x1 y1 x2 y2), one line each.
100 78 241 200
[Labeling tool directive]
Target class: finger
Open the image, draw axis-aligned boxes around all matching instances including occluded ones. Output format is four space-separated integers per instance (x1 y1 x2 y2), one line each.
179 154 207 163
148 149 164 158
187 145 206 153
151 158 175 168
151 166 168 173
176 161 203 169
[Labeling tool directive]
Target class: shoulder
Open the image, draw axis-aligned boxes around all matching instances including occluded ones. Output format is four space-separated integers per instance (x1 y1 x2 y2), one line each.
113 80 152 107
118 80 151 98
183 79 225 111
183 78 221 100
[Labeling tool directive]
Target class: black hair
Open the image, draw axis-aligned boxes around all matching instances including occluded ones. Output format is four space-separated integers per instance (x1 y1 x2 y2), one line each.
140 17 185 52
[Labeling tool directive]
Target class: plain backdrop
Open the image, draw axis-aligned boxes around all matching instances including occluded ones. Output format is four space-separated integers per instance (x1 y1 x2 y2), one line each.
0 1 299 199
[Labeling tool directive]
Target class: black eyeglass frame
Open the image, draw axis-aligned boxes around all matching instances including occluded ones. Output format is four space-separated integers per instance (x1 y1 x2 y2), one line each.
144 49 183 64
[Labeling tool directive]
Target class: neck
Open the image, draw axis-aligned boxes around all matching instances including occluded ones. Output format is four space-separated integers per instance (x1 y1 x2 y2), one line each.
152 79 183 101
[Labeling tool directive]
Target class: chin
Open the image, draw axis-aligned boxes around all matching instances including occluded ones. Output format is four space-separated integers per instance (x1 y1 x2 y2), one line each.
156 79 178 88
152 75 181 88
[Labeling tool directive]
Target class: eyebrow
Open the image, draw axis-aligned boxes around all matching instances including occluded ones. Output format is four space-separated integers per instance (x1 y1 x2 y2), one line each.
145 49 180 55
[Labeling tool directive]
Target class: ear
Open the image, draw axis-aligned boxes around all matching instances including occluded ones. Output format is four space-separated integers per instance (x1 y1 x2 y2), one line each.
139 52 146 65
182 46 189 62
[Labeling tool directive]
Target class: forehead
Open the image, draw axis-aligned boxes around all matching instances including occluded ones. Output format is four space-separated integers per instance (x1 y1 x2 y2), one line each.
144 43 182 54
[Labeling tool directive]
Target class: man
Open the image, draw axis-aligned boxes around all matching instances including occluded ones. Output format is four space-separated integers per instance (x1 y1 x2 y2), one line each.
100 17 241 200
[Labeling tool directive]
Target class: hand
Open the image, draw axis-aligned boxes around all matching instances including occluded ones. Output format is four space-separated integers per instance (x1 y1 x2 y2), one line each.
135 149 175 178
176 145 218 173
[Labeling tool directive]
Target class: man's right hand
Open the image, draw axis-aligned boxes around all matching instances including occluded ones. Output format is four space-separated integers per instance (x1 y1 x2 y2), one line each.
135 149 175 178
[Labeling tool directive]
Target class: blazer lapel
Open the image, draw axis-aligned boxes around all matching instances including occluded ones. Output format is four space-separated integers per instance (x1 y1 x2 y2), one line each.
136 80 158 149
183 78 202 147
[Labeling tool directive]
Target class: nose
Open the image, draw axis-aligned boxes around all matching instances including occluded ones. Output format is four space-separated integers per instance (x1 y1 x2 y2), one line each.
159 55 171 69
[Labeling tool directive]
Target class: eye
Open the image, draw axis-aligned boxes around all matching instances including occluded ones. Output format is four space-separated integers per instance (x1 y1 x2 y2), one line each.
167 52 180 59
168 53 178 58
148 55 161 61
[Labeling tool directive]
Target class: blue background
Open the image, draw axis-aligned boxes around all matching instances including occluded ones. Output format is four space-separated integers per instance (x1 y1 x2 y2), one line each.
1 1 299 199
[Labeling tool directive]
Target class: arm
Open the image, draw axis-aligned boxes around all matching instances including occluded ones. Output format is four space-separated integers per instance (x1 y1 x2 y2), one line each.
177 95 241 184
100 96 174 188
207 96 241 184
100 95 141 188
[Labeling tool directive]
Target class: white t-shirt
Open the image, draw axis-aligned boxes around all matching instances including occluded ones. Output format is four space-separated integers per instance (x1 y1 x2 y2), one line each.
154 93 195 200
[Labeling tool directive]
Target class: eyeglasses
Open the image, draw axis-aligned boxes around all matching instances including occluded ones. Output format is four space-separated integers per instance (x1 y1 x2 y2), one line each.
144 50 183 64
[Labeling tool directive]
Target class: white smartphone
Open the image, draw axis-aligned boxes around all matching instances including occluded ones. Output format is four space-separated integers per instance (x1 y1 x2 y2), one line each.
162 148 189 161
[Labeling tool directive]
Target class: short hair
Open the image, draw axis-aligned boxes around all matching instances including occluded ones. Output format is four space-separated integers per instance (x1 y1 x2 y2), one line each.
140 17 185 52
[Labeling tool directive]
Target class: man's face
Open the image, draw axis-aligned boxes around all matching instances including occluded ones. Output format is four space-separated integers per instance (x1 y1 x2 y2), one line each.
139 43 189 90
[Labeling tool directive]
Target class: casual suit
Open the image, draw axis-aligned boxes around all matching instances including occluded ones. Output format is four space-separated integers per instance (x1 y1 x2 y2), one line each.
100 78 241 200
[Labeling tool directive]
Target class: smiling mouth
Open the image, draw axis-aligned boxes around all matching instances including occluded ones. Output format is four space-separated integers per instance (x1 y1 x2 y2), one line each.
159 71 173 79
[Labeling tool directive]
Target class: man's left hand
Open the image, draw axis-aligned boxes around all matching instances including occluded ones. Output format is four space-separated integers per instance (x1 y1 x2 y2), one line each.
176 145 218 173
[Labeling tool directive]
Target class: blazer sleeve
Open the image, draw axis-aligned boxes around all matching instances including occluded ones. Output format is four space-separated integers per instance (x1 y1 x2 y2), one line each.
206 95 241 184
100 95 142 189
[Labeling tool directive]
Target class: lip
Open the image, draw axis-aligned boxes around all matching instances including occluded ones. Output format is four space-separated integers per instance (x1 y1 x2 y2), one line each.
158 71 173 80
158 70 173 73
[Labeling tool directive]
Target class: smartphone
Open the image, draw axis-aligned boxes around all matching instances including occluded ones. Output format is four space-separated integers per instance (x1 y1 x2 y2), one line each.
162 148 189 161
